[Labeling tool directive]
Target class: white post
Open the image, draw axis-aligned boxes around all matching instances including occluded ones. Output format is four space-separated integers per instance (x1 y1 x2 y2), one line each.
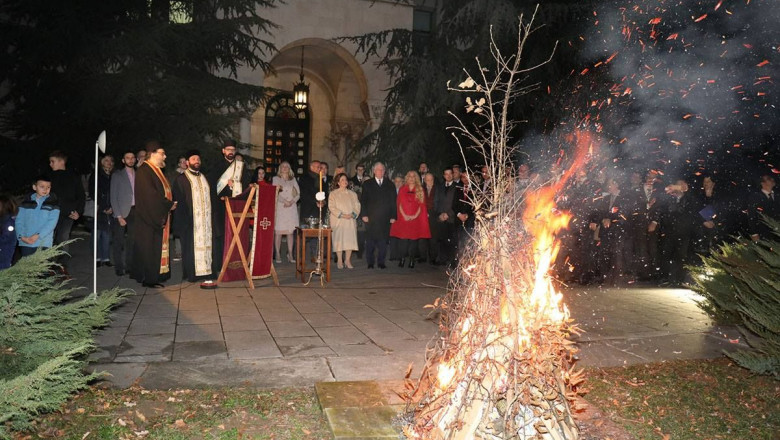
92 140 99 300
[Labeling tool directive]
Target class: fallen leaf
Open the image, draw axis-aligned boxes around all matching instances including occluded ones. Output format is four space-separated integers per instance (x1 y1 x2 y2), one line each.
174 419 187 429
118 418 127 427
136 411 146 422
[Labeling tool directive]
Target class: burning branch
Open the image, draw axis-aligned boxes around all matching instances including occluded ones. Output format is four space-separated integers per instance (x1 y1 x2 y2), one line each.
401 9 589 440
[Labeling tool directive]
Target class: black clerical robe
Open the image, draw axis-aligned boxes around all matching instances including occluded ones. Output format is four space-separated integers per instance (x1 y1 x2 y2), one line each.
207 158 252 275
131 162 174 284
172 170 213 282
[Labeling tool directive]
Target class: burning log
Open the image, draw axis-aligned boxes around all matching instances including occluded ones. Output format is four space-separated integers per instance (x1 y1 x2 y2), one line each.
401 9 589 440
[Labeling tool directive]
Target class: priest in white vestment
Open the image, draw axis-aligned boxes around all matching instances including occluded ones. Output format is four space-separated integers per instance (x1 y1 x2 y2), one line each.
172 150 213 282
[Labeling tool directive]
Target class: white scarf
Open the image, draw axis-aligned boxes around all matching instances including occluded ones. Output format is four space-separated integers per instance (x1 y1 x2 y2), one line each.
217 160 245 197
185 171 213 276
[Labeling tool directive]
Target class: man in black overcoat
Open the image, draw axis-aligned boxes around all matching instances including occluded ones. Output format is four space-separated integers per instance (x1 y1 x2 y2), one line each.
359 162 396 269
130 142 176 287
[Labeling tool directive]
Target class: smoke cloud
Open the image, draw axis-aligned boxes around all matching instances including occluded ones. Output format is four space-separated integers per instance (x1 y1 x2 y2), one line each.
570 0 779 183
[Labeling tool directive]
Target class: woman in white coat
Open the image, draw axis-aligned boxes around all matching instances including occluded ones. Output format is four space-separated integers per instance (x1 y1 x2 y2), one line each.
328 173 361 269
272 161 300 263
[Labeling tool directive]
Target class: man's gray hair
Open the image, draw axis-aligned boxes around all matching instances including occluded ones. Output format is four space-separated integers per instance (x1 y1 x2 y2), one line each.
372 162 385 173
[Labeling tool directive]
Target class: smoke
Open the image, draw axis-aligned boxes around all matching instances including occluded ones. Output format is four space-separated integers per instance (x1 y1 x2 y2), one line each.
572 0 779 183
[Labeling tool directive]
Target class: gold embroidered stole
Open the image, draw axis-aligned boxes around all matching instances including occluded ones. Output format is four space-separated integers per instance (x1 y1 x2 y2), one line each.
184 171 213 276
146 162 172 274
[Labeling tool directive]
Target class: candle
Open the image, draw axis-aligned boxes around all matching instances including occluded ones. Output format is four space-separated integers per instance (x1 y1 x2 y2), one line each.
319 171 323 192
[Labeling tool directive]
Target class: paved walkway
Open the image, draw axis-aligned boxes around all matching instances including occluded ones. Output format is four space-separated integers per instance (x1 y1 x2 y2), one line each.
66 239 741 389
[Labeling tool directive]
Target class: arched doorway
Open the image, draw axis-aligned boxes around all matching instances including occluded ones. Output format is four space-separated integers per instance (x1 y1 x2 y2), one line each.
263 94 310 176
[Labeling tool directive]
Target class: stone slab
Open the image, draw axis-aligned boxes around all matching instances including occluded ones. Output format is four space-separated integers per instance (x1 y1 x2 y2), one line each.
175 324 223 342
316 381 387 409
267 320 318 338
138 358 334 389
126 317 176 336
172 341 228 362
304 312 353 328
88 362 148 389
324 406 404 439
221 316 268 332
116 334 174 362
276 336 336 357
317 326 370 346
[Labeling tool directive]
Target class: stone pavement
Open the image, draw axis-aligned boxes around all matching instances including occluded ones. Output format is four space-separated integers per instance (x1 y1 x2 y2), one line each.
64 239 741 389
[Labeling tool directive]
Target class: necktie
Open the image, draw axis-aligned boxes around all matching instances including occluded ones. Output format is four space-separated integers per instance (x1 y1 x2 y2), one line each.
377 179 382 186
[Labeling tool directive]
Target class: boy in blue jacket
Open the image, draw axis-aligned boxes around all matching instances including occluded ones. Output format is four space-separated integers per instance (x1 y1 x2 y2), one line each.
16 175 60 257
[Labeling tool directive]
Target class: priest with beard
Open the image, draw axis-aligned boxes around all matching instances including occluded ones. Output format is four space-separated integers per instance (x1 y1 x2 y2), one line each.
208 140 252 276
130 141 176 288
172 150 213 283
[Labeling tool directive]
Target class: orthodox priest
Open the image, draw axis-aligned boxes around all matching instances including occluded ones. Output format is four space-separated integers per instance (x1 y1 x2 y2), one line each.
208 140 252 275
130 142 176 288
172 150 213 283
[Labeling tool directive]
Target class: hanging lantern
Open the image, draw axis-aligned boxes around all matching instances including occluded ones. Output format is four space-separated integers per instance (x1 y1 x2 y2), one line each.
293 46 309 111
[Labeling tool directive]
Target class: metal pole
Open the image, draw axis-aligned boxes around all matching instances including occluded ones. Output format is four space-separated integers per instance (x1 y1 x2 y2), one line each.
92 140 99 300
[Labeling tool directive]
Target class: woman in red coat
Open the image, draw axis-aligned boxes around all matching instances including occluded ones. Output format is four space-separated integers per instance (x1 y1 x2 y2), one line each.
390 171 431 268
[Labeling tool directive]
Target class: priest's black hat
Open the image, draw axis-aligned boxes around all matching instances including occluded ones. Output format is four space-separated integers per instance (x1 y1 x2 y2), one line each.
223 139 237 148
185 149 201 159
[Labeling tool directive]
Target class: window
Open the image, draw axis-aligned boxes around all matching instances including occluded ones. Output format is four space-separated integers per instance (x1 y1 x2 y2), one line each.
263 94 310 176
413 9 433 33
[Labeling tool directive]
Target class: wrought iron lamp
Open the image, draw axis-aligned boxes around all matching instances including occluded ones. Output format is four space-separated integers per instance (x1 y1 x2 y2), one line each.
293 46 309 111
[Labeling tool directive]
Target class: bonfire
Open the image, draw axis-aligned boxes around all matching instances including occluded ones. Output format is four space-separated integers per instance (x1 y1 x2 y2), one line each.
401 11 589 440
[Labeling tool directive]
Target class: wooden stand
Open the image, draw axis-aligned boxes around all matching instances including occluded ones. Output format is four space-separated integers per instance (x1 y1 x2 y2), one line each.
295 227 332 283
217 186 258 289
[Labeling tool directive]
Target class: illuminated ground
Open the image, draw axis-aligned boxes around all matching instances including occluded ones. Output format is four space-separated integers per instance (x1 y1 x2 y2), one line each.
65 236 740 389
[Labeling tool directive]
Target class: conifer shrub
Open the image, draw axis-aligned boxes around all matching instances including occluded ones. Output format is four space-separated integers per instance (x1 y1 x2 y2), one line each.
690 217 780 379
0 246 126 437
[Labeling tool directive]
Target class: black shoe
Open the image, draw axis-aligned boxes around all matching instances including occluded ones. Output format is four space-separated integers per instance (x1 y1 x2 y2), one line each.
104 261 113 267
115 270 126 276
409 259 415 269
96 262 103 268
398 258 405 268
367 264 374 269
142 282 165 288
378 263 387 269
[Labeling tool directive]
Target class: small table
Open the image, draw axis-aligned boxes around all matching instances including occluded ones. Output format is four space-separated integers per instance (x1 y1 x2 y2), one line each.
295 227 332 282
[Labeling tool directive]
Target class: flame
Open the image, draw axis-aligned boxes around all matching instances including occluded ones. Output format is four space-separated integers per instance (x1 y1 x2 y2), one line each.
521 130 594 327
433 130 594 393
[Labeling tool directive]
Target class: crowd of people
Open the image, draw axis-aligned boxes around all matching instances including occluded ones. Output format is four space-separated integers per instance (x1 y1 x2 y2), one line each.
1 142 778 291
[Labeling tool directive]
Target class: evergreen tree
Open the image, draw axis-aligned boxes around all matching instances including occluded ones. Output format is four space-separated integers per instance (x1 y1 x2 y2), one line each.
340 0 590 173
0 0 279 190
691 217 780 378
0 247 126 436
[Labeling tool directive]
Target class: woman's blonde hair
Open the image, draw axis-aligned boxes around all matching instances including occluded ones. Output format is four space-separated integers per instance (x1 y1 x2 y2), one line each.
278 161 294 180
405 171 424 203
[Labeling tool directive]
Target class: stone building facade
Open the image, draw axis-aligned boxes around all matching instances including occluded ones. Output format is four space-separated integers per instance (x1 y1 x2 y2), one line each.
235 0 432 176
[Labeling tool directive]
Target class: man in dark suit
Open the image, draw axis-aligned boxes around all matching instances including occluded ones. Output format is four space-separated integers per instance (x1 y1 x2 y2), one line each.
588 178 640 286
748 174 780 241
359 162 396 269
350 164 367 188
434 167 457 265
658 178 701 286
453 171 476 263
298 160 321 222
110 151 137 276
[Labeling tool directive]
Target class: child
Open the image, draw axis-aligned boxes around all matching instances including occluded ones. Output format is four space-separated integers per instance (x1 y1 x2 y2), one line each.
16 176 60 257
0 193 18 269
